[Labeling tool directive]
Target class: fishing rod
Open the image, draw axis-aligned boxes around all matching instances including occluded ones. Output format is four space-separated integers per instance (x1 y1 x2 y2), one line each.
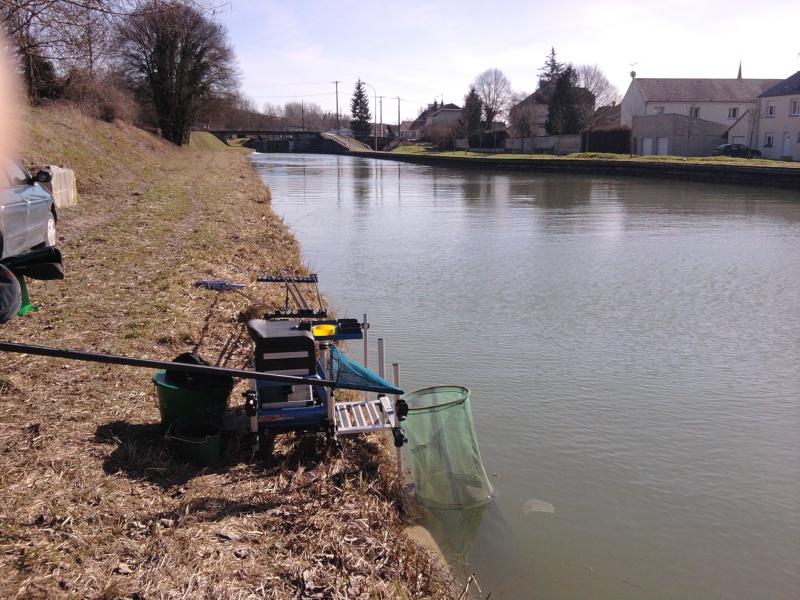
0 340 338 388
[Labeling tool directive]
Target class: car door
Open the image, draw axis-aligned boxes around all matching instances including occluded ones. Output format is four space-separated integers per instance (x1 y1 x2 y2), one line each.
4 158 51 251
0 158 29 258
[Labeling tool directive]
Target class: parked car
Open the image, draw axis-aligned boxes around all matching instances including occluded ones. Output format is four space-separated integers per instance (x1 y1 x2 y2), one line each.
0 157 57 259
712 143 762 158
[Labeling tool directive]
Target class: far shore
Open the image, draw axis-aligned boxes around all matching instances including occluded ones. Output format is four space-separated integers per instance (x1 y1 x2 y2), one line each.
347 149 800 190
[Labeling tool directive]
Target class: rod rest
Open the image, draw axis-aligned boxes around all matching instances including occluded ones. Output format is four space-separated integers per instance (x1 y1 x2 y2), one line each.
257 274 319 283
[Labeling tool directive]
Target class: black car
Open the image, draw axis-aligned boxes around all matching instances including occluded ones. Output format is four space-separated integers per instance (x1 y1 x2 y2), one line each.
712 143 762 158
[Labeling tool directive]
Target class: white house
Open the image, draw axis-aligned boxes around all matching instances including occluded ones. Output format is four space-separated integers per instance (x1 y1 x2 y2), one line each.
755 71 800 160
399 120 415 140
425 103 461 129
403 102 461 141
621 76 781 155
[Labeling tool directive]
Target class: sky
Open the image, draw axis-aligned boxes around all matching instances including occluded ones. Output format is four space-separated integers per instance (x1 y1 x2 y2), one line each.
216 0 800 123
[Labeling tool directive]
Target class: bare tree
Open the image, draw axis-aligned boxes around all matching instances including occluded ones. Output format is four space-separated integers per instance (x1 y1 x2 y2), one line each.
1 0 229 99
116 0 238 145
472 68 511 127
575 64 621 108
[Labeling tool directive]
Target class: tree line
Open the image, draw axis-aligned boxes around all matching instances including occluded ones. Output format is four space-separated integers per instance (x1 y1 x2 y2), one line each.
2 0 247 145
3 4 622 150
418 48 623 149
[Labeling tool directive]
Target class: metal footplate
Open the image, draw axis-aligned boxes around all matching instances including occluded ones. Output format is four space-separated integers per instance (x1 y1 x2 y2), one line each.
334 395 397 435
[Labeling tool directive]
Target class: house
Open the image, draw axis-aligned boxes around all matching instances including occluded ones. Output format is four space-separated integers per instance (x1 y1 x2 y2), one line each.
402 101 461 141
756 71 800 160
425 103 461 129
621 75 781 156
405 103 438 141
591 103 622 130
507 84 553 137
508 81 604 138
399 120 415 140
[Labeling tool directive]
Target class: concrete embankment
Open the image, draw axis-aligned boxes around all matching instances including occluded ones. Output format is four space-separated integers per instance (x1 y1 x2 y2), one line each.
351 152 800 190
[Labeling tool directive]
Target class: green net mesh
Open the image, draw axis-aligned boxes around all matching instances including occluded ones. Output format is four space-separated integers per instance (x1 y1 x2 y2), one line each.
403 386 495 509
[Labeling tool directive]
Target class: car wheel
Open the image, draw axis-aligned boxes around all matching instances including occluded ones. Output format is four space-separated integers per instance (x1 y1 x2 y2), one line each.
45 212 57 246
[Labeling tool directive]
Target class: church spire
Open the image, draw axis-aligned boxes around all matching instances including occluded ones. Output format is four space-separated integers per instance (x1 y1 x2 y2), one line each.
737 61 742 80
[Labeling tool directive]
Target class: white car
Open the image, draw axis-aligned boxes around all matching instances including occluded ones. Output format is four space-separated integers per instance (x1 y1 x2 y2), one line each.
0 156 57 259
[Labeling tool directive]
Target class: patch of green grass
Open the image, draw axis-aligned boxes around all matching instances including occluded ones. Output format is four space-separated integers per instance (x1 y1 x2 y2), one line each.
412 149 799 168
391 144 428 154
187 131 252 154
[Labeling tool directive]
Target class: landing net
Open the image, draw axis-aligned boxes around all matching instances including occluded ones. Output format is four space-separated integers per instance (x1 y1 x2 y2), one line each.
329 345 404 395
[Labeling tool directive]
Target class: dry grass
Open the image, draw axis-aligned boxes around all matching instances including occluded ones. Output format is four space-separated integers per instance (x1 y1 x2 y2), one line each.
0 106 460 599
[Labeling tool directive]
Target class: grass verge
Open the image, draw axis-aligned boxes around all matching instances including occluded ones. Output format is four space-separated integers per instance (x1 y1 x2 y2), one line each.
391 144 799 168
1 106 459 599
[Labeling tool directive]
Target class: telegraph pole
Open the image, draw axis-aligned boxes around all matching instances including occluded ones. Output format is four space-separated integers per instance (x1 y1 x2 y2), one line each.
397 97 400 140
333 81 341 132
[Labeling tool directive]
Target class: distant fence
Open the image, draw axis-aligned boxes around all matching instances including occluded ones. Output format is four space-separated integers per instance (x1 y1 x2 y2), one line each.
504 135 582 155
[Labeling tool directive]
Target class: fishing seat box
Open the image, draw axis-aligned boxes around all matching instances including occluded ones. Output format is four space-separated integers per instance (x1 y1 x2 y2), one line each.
246 319 316 375
247 319 321 410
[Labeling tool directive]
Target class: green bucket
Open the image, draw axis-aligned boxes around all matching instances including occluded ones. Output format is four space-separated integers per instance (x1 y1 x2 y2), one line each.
167 419 221 466
153 369 233 430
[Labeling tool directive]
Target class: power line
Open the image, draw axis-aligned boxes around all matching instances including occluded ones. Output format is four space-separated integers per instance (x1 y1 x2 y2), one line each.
244 81 336 87
248 92 336 100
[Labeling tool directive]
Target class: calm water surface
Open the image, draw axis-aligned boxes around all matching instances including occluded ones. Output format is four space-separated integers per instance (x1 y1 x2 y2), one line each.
250 154 800 600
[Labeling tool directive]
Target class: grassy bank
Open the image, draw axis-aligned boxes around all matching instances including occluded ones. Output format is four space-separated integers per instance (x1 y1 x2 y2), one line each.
391 144 800 168
0 106 456 599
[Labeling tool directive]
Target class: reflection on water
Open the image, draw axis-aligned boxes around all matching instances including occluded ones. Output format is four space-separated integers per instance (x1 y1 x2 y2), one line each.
250 153 800 600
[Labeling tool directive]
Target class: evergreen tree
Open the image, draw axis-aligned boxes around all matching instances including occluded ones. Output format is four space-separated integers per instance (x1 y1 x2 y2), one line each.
538 47 565 89
458 87 483 147
349 79 372 138
545 66 581 135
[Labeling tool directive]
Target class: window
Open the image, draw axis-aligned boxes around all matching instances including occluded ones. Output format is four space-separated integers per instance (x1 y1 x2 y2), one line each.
767 103 776 117
728 107 738 119
791 99 799 116
3 157 28 186
690 107 700 118
797 132 800 143
653 106 664 115
764 133 774 148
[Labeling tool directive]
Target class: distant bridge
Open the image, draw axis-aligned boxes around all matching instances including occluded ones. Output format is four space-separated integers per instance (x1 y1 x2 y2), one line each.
206 129 375 153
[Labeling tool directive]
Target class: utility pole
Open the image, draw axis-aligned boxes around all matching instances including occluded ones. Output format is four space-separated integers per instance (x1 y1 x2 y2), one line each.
379 96 383 147
397 97 400 141
333 81 341 132
363 82 377 151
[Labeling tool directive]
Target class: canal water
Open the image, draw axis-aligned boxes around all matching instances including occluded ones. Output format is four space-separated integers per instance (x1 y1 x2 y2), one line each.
249 153 800 600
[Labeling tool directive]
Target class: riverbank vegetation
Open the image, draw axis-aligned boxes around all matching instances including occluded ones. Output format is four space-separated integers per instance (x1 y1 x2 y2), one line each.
390 144 800 168
0 105 459 599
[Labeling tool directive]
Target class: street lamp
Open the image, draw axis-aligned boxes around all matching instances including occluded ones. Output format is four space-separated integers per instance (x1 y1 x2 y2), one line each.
362 81 377 151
